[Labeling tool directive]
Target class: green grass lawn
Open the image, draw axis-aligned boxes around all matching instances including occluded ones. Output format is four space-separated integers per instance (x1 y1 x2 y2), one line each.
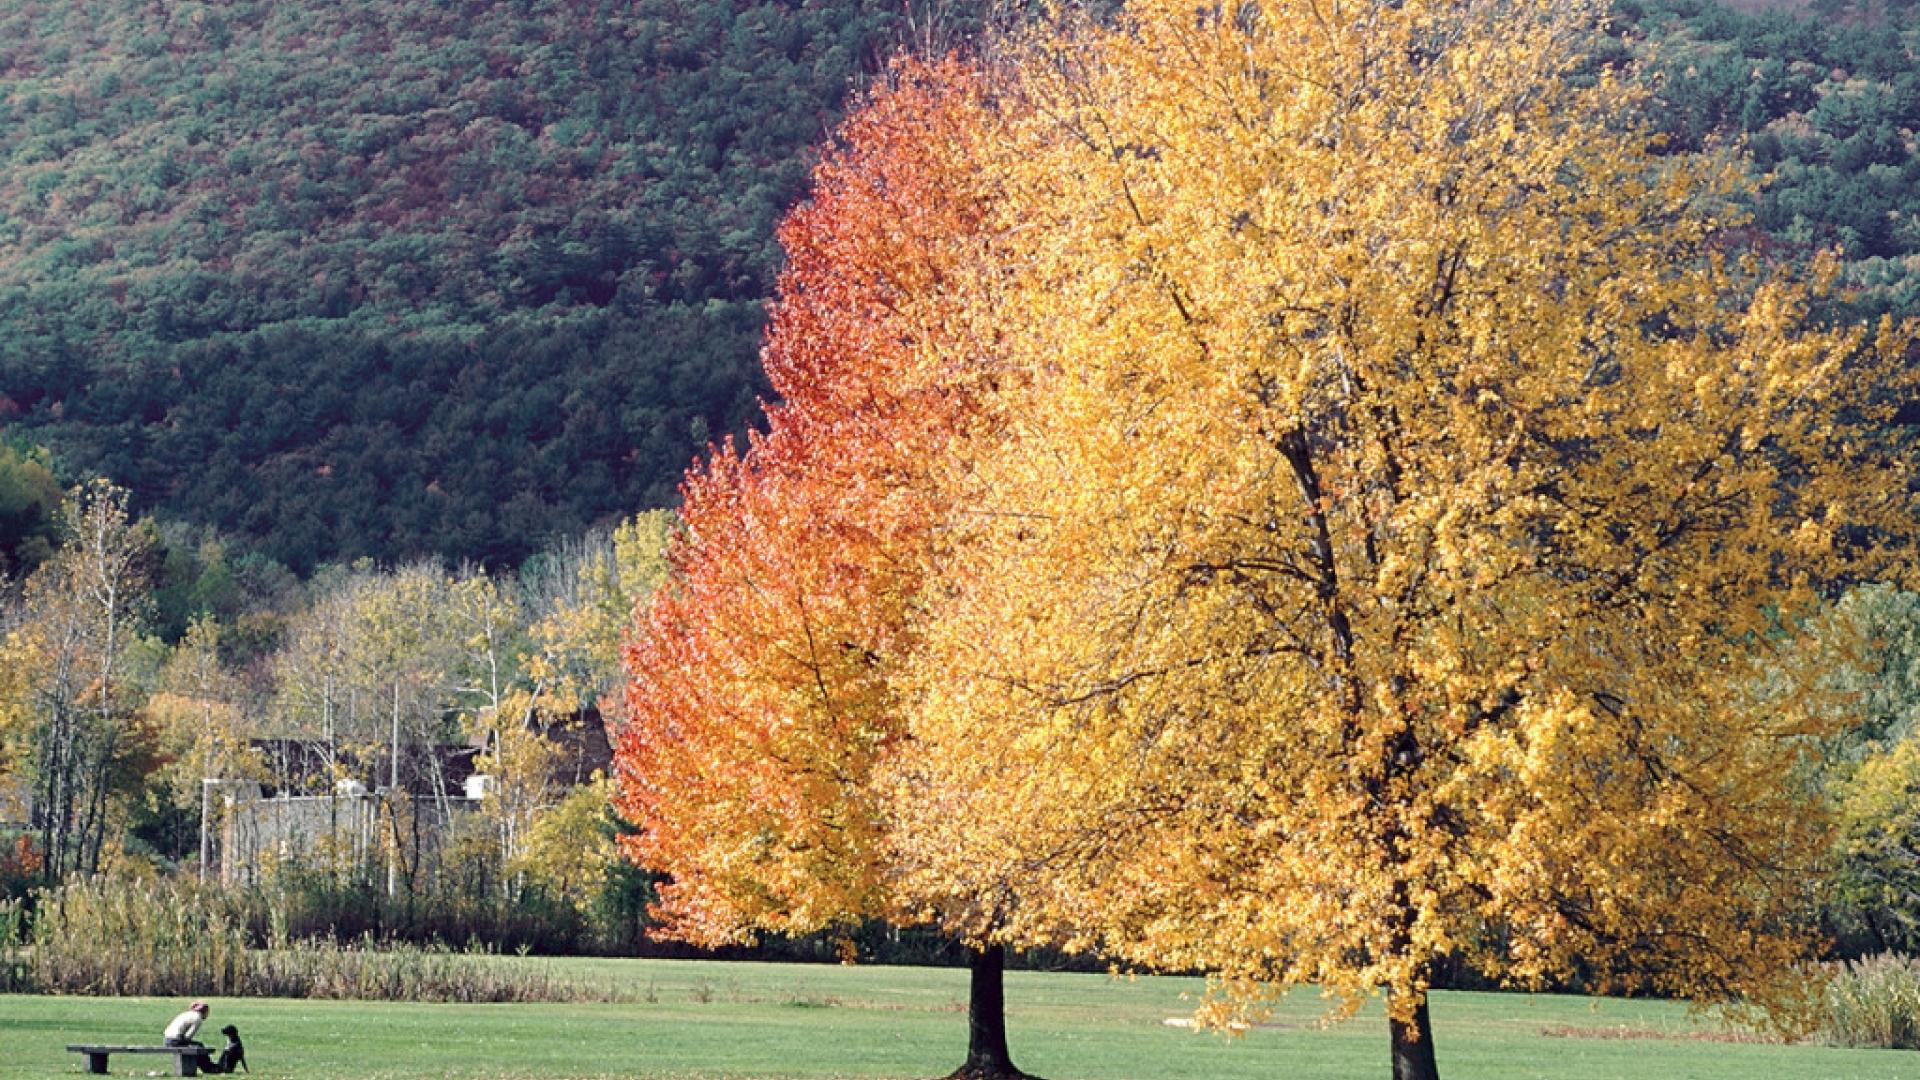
1 957 1912 1079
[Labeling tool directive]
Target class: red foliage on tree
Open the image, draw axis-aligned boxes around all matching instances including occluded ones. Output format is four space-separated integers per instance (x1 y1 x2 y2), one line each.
615 55 1034 1077
616 55 995 942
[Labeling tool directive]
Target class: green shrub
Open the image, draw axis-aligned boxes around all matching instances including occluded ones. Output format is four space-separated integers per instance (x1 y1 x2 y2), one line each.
0 897 29 993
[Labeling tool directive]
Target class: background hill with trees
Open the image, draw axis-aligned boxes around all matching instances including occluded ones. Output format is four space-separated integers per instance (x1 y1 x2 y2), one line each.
1628 0 1920 320
1 0 1918 572
0 0 908 571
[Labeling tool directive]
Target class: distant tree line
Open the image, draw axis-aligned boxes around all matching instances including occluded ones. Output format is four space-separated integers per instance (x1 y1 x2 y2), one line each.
0 475 675 953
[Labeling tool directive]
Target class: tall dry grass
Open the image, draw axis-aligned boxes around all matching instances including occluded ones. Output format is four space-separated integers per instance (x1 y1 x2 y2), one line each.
1813 953 1920 1049
30 874 251 995
8 877 624 1002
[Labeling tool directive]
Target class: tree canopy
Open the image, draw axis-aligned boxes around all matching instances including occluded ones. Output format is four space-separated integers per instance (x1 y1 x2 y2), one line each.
0 440 61 578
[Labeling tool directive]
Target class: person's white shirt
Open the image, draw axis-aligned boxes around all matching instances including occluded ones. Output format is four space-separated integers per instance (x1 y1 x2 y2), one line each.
164 1010 204 1042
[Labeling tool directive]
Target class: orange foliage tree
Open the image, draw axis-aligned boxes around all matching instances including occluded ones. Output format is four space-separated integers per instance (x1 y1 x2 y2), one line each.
614 59 1034 1077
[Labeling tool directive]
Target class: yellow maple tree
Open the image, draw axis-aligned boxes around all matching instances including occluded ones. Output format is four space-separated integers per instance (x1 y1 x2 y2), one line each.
890 1 1920 1077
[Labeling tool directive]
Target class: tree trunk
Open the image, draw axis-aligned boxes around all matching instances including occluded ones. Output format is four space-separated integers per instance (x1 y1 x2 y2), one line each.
1389 992 1441 1080
79 724 121 875
388 680 401 897
35 721 62 884
949 943 1029 1080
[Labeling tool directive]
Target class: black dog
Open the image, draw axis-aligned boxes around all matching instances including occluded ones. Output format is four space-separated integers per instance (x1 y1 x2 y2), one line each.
217 1024 248 1074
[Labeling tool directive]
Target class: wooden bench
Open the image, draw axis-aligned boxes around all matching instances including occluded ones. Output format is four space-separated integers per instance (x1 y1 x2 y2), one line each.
65 1044 215 1076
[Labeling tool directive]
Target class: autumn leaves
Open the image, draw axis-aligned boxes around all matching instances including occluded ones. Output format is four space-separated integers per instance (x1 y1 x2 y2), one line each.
613 1 1919 1078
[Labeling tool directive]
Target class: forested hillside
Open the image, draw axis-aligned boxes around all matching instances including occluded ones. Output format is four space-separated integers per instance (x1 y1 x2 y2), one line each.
0 0 903 570
0 0 1916 571
1627 0 1920 319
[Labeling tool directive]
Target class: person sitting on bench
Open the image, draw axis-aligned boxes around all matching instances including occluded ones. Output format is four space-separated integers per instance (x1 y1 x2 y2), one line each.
163 1001 221 1074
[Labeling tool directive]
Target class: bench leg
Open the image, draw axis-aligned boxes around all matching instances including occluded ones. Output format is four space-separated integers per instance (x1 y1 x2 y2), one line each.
175 1053 199 1077
85 1053 108 1075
